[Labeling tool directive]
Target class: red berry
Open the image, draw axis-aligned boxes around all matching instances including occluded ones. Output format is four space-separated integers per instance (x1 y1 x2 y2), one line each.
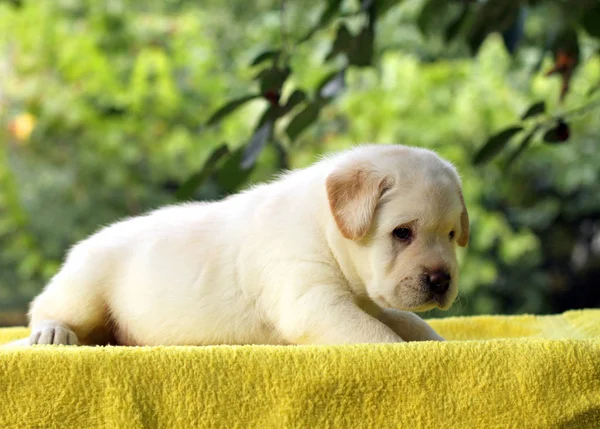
263 90 280 106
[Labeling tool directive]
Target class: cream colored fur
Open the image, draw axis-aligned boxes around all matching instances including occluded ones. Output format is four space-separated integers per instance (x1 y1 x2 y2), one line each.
6 144 468 347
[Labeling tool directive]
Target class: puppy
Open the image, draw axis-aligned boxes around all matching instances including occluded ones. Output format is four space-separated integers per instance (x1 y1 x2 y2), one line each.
7 144 468 347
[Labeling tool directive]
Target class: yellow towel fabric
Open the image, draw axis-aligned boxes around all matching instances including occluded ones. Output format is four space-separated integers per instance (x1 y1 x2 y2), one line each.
1 310 599 429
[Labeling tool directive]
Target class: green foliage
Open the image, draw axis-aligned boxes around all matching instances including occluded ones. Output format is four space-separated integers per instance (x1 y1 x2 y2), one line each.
473 126 524 166
1 0 600 322
521 101 546 121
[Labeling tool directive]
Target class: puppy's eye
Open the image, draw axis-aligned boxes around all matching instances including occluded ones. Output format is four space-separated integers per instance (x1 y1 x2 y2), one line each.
449 231 455 240
393 227 412 241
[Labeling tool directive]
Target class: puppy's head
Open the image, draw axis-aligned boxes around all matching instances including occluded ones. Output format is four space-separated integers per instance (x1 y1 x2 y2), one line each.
326 145 469 311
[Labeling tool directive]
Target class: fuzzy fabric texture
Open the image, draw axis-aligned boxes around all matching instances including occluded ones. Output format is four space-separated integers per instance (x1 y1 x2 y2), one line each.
1 310 599 428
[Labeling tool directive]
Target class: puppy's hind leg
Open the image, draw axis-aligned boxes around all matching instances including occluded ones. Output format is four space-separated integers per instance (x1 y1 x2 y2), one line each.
27 242 111 346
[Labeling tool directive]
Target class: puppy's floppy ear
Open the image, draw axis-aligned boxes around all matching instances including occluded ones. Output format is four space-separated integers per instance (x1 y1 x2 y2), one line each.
457 189 469 247
326 162 390 240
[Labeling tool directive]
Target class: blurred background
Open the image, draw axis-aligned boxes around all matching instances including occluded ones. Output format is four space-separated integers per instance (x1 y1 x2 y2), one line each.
1 0 599 326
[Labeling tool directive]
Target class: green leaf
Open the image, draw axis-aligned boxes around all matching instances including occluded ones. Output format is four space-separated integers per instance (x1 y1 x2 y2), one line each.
281 90 307 114
285 102 322 142
582 4 600 39
325 24 353 62
543 120 570 144
255 66 291 93
521 101 546 120
468 0 520 55
241 116 274 169
348 26 374 67
473 126 523 165
444 5 470 43
317 0 343 27
206 95 260 126
299 0 343 43
176 144 230 201
216 148 255 193
250 49 280 67
506 126 539 167
325 22 373 67
368 0 399 18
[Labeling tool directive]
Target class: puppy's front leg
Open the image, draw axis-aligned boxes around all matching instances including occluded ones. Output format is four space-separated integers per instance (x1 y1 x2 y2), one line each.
279 285 403 344
376 309 444 342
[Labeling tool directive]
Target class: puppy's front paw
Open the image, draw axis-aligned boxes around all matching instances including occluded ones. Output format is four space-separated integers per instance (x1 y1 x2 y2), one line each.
378 310 446 342
29 321 79 346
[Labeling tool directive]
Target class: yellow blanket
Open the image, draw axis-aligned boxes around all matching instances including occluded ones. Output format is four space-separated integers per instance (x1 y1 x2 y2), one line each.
1 310 599 429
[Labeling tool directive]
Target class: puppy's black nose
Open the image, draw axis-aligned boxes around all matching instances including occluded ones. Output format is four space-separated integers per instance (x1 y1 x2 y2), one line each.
427 270 451 295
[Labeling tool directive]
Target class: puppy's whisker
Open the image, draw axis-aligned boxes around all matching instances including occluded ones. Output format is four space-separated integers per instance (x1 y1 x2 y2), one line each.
455 293 462 308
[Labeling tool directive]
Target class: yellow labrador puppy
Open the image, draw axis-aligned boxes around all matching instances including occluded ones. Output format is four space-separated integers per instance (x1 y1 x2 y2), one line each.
8 144 468 346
